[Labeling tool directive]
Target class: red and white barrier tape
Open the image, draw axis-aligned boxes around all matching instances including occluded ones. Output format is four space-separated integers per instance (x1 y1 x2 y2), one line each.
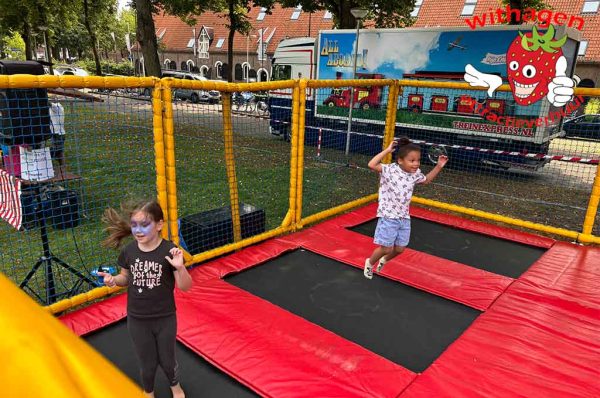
271 121 600 165
410 139 599 165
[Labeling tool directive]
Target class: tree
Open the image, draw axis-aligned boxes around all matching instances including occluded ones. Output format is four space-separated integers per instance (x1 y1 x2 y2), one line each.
258 0 417 29
131 0 162 77
0 32 26 60
502 0 551 24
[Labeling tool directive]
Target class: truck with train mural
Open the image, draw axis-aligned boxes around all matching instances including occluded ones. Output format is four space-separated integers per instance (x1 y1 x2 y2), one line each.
269 25 582 170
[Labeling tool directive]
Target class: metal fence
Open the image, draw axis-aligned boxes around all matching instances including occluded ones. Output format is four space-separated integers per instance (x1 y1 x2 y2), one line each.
0 74 598 313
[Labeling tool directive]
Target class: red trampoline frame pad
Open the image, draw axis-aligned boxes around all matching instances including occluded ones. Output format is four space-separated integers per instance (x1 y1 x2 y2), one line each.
60 205 600 398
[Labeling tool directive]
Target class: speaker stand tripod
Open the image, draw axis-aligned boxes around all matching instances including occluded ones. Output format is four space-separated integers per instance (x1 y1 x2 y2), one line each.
19 185 96 305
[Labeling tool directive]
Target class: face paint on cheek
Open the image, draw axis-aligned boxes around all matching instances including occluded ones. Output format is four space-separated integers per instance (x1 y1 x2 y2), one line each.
131 223 153 236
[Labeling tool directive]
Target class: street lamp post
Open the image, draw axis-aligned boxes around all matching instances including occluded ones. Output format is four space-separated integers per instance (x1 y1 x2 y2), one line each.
344 8 368 158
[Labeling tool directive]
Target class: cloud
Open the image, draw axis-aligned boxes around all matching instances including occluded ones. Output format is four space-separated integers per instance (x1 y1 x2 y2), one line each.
355 31 441 74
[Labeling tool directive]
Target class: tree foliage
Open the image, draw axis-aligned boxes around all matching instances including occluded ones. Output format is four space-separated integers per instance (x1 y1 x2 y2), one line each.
502 0 552 24
255 0 417 29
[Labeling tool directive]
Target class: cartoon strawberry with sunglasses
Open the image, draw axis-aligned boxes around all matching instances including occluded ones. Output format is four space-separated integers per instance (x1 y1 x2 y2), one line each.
464 25 578 108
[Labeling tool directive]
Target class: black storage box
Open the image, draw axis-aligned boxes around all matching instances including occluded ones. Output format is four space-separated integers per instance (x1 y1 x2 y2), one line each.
179 203 266 255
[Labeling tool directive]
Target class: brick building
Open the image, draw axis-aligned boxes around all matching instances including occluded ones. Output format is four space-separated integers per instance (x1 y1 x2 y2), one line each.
142 1 600 86
139 5 333 81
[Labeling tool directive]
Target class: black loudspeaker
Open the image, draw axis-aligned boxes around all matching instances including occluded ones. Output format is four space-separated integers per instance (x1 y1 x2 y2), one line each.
179 204 266 255
42 189 80 229
0 60 52 146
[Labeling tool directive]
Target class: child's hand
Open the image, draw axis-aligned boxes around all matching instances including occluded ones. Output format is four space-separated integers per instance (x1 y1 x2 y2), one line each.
437 155 449 167
386 140 398 153
166 247 185 270
96 271 116 288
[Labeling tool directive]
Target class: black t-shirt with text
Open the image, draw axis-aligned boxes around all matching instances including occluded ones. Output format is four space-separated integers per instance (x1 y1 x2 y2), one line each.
118 239 177 318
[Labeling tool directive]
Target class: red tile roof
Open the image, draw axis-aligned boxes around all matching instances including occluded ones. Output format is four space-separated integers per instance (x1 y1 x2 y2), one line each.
153 1 600 62
153 5 334 54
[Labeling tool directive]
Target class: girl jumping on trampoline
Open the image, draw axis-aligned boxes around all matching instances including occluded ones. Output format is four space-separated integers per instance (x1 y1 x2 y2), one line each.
97 199 193 398
364 137 448 279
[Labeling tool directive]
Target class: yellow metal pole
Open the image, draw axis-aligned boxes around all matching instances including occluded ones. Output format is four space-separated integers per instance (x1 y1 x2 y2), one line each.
582 163 600 237
159 81 178 243
152 81 169 240
295 79 308 228
284 83 301 229
382 82 399 164
222 92 242 242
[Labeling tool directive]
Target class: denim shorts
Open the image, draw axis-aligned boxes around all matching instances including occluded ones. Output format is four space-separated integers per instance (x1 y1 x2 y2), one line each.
373 217 411 248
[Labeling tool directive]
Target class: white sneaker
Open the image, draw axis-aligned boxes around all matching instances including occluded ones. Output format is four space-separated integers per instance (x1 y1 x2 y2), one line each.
364 258 373 279
376 258 387 273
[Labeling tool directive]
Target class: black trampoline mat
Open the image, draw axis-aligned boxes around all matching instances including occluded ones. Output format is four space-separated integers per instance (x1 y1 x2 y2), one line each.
226 249 480 373
350 218 546 278
85 321 259 398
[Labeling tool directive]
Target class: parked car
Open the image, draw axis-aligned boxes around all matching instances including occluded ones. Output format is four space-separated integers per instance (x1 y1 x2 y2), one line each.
162 70 221 104
53 65 89 77
562 114 600 139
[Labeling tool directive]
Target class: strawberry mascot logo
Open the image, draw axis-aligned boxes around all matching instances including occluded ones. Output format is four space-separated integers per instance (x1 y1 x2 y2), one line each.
465 25 577 108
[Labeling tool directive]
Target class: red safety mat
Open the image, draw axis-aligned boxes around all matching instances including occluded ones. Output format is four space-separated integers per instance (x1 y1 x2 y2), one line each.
177 278 415 398
401 242 600 397
290 225 512 311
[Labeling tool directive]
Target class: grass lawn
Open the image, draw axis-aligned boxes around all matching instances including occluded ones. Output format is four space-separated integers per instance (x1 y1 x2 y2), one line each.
0 100 376 303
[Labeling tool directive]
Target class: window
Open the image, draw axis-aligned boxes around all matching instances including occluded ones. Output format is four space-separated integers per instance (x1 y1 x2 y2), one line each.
323 10 333 19
272 64 291 81
242 62 251 81
411 0 423 17
578 40 589 56
215 38 225 48
215 61 223 79
291 6 302 20
187 60 195 71
181 61 188 71
257 7 267 21
200 65 209 77
582 0 599 13
461 0 477 16
199 30 210 59
186 38 195 48
258 68 269 82
164 59 172 70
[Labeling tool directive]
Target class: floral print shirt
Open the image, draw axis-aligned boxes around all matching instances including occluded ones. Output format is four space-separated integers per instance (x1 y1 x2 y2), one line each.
377 163 426 219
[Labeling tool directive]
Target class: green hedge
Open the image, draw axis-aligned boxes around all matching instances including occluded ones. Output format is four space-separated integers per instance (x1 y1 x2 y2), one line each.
75 59 134 76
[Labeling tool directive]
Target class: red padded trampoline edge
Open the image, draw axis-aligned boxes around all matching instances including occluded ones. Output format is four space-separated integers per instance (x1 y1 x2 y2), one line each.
322 202 555 249
60 293 127 336
177 334 274 398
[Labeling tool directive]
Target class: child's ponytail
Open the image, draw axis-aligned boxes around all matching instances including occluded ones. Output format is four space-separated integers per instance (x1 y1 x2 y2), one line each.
101 206 132 249
395 136 421 159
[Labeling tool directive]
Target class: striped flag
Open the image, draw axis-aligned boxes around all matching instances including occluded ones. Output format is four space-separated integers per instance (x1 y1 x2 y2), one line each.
0 169 22 230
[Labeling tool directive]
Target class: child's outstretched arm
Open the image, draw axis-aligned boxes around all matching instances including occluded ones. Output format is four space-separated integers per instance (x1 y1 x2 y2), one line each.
422 155 448 185
97 268 130 288
368 141 397 173
167 247 193 292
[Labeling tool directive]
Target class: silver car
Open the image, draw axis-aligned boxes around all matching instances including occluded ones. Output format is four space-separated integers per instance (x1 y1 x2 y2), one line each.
162 70 221 104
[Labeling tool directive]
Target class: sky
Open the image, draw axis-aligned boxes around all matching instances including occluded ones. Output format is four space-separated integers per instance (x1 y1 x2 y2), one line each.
118 0 129 12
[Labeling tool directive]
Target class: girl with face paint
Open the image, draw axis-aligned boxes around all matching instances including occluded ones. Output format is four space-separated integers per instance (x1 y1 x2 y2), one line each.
99 200 192 398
